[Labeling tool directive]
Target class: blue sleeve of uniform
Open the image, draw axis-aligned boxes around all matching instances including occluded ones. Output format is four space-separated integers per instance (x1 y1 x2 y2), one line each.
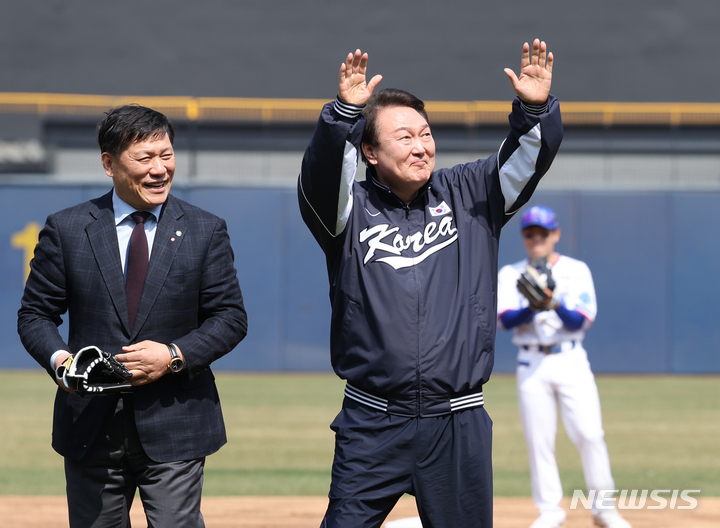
298 98 365 255
446 94 564 238
555 302 585 330
497 95 564 222
499 306 535 329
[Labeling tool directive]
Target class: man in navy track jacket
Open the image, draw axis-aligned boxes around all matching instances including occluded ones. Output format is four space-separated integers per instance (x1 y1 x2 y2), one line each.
298 40 563 528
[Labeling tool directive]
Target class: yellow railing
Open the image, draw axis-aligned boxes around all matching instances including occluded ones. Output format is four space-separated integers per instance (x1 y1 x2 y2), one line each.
1 92 719 126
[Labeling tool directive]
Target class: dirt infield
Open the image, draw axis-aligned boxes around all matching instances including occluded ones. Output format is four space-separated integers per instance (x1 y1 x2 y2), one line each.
1 495 717 527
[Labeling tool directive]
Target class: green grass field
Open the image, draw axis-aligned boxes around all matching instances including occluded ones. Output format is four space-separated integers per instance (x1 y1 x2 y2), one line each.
0 371 718 497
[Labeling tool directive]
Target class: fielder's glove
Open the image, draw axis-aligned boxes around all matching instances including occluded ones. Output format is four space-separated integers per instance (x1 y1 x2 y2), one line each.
516 257 559 311
58 346 133 396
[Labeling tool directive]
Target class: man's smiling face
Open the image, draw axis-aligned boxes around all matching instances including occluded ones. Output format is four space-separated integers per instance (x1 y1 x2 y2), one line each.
362 105 436 203
102 133 175 210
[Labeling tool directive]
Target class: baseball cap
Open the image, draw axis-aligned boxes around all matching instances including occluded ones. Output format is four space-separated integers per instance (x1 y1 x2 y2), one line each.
521 205 558 230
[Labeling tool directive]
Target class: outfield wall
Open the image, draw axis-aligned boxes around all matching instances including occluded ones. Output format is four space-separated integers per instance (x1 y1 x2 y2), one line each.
1 184 718 374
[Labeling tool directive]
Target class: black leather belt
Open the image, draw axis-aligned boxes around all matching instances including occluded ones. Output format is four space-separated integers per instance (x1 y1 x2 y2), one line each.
522 341 577 354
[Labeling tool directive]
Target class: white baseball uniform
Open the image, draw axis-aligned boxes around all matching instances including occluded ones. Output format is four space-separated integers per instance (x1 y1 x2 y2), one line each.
497 254 618 519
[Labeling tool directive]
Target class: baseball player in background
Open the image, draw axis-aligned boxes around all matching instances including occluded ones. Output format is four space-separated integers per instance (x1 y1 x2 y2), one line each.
497 205 631 528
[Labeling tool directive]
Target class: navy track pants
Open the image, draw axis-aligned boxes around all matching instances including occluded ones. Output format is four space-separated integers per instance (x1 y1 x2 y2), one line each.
320 398 493 528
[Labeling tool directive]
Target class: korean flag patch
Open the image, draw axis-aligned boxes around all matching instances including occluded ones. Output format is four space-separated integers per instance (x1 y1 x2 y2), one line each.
429 201 452 217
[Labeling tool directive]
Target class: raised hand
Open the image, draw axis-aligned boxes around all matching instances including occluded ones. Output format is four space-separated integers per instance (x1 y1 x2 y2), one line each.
339 49 383 105
504 39 553 105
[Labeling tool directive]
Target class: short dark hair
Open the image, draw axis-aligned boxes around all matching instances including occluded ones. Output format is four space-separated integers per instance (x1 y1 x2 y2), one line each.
97 104 174 158
361 88 429 164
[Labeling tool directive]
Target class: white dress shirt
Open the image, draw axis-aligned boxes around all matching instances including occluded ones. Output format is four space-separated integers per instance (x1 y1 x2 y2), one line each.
112 190 163 275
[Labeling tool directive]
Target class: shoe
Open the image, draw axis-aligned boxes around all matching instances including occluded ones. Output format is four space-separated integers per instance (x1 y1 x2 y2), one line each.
529 512 566 528
592 510 632 528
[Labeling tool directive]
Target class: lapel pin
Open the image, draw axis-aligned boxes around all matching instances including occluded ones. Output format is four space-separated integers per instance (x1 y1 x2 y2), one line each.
176 231 182 236
171 237 176 242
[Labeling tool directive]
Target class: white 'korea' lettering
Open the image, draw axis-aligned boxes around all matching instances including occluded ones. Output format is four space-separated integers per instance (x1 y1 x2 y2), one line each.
359 216 458 269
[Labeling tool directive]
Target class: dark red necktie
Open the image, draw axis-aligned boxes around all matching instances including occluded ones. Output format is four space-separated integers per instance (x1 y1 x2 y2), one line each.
126 211 151 331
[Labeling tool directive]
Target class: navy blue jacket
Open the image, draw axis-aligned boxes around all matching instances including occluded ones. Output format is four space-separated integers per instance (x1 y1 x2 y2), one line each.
299 96 563 416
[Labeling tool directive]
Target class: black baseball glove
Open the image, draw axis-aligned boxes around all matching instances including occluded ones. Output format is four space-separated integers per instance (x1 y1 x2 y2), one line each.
61 346 133 396
516 257 559 311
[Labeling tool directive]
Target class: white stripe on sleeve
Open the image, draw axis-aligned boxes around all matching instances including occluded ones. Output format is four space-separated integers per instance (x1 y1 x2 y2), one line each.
498 123 542 212
334 99 364 119
335 140 357 234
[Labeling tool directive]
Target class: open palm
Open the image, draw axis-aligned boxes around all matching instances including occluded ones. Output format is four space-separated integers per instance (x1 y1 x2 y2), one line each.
339 49 383 105
504 39 553 105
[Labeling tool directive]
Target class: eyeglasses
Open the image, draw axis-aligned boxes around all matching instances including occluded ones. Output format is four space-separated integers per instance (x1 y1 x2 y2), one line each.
523 231 550 239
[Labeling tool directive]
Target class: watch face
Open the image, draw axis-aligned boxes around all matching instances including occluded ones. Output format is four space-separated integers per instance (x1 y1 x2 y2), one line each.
170 358 184 372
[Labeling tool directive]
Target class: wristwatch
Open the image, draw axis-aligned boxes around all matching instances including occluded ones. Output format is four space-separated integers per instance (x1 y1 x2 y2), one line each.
167 343 185 373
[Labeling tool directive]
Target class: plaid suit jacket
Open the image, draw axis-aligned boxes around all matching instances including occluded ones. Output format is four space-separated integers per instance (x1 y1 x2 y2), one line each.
18 191 247 462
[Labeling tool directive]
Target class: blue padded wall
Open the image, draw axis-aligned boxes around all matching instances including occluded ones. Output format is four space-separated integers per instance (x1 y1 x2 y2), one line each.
3 185 718 373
